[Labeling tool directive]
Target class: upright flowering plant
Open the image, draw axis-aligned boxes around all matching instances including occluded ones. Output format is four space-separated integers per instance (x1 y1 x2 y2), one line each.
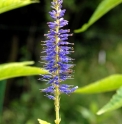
40 0 78 123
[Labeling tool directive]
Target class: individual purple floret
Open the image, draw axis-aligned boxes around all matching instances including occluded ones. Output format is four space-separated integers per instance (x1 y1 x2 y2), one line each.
40 0 78 99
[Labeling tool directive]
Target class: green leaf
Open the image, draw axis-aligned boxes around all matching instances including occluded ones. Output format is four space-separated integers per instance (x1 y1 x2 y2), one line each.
75 74 122 94
0 0 39 14
74 0 122 33
0 61 49 80
0 61 34 67
38 119 51 124
97 87 122 115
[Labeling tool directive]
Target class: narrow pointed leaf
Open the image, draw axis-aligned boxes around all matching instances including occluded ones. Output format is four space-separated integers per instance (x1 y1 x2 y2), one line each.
74 0 122 33
0 0 39 14
38 119 51 124
0 62 49 80
97 87 122 115
75 74 122 94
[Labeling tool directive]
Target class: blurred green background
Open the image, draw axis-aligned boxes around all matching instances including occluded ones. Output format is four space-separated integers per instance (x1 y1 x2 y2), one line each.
0 0 122 124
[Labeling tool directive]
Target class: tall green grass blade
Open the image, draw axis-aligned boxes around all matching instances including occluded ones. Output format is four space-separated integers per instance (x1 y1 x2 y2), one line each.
0 80 6 116
75 74 122 94
0 0 39 14
0 61 49 80
97 87 122 115
74 0 122 33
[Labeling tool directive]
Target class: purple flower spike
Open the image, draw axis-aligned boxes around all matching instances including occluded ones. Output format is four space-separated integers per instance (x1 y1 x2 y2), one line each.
40 0 78 100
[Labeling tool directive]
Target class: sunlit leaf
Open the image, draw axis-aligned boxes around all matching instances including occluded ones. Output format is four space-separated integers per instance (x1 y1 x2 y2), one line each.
0 0 39 14
38 119 51 124
97 87 122 115
0 61 49 80
75 74 122 94
74 0 122 33
0 61 34 67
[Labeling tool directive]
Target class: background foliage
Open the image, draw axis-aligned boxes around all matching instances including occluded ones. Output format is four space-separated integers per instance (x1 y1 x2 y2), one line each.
0 0 122 124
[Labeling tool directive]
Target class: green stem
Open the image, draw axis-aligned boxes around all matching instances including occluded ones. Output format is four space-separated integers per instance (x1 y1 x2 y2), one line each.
54 86 60 124
53 0 61 123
